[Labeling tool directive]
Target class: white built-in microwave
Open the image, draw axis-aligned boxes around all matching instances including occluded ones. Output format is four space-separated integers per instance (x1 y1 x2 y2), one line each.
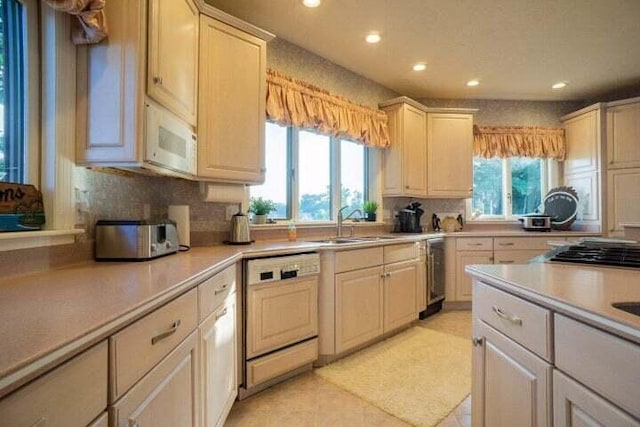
145 100 197 176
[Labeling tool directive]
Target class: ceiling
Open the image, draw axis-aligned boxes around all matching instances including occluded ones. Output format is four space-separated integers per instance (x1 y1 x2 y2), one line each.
206 0 640 101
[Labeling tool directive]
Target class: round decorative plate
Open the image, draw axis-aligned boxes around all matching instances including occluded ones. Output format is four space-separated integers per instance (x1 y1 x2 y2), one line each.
543 186 579 230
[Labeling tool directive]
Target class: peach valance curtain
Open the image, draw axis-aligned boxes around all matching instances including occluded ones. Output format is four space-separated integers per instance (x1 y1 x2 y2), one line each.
266 69 390 148
44 0 108 44
473 125 566 161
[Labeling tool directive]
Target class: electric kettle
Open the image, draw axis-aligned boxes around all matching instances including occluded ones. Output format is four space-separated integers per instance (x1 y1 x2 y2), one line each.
228 212 252 244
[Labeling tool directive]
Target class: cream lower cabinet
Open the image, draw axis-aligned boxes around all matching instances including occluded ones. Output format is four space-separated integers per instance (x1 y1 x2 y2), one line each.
111 332 200 427
0 341 108 427
197 14 267 183
335 266 384 354
456 251 493 301
383 260 418 332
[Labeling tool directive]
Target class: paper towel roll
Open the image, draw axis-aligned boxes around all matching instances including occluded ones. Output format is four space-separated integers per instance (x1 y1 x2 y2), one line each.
168 205 190 247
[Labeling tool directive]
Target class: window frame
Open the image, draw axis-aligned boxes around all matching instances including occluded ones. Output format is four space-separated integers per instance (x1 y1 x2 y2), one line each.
469 156 551 222
252 122 371 224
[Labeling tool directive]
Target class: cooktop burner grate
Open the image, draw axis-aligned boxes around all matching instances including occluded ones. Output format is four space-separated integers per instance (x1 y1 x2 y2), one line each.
550 244 640 268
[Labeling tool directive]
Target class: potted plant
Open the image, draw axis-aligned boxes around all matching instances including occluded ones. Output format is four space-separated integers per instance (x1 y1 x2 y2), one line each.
249 197 276 224
362 200 379 222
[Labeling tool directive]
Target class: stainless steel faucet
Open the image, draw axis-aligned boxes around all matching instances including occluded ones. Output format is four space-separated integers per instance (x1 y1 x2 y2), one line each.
337 206 363 237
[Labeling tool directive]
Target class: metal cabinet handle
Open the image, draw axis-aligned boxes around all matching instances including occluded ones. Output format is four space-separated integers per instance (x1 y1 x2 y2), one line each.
214 284 229 295
498 242 514 246
428 253 435 293
153 76 163 85
381 272 391 278
471 337 484 346
498 260 514 264
151 320 181 345
468 243 483 246
492 306 523 325
215 307 228 321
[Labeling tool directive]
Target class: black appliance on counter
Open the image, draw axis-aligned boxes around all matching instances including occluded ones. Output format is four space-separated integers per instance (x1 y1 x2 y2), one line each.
394 202 424 233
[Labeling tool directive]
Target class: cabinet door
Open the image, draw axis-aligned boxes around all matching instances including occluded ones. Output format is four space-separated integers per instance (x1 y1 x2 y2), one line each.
607 168 640 236
197 15 266 183
382 103 427 197
147 0 199 125
200 299 237 427
455 251 493 301
563 110 600 175
472 320 552 427
417 255 427 313
564 171 600 222
554 370 638 427
607 101 640 170
112 332 199 427
383 260 418 332
427 113 473 198
335 266 384 353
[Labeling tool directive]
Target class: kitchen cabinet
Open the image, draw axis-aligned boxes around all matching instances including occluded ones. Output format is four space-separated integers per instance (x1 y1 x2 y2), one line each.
147 0 199 126
197 15 267 183
381 102 428 197
606 98 640 170
456 251 493 301
383 260 418 332
471 282 552 427
607 168 640 236
111 332 200 427
427 113 474 198
198 264 237 427
0 341 108 427
335 265 384 354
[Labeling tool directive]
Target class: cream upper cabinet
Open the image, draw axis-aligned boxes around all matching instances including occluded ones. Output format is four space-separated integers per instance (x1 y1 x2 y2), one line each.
563 108 601 175
607 168 640 236
427 113 474 198
383 260 418 332
606 99 640 170
197 15 267 183
382 102 428 197
147 0 199 126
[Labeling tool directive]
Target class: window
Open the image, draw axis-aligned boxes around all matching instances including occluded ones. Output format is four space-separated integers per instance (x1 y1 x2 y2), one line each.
251 122 369 222
471 156 547 220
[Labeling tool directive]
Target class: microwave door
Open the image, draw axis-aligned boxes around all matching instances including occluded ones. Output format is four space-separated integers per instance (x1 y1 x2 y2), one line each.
145 102 196 175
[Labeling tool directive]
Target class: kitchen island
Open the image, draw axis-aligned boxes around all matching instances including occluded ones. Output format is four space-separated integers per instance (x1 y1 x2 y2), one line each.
465 262 640 426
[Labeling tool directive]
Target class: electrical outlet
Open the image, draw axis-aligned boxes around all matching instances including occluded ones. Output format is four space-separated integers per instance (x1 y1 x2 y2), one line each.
226 204 239 221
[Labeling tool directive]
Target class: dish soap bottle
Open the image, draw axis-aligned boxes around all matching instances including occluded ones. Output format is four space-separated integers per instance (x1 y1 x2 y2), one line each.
288 220 297 241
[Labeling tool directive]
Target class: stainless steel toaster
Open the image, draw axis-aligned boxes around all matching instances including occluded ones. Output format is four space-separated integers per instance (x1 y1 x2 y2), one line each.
95 219 179 261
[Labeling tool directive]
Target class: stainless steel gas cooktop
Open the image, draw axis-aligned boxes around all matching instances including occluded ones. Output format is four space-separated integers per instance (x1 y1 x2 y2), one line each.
549 242 640 269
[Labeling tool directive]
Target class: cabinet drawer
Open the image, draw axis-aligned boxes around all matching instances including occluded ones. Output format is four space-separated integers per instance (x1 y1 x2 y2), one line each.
335 247 383 273
555 315 640 419
110 288 198 401
198 264 236 322
383 242 419 264
246 338 318 388
456 237 493 251
493 249 545 264
473 282 552 361
0 341 107 427
493 237 555 251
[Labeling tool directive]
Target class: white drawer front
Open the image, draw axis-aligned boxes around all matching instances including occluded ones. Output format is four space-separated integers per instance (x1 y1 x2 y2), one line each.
383 242 419 264
198 264 236 322
494 237 556 251
335 247 383 273
473 281 552 361
555 315 640 419
246 338 318 388
456 237 493 251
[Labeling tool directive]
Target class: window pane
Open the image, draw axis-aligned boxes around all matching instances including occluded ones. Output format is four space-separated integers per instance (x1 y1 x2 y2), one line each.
250 122 288 218
472 157 503 217
511 157 543 215
340 140 364 213
298 130 330 221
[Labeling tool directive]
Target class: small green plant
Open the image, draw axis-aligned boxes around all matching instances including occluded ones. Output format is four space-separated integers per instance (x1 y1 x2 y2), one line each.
362 200 379 214
249 197 277 215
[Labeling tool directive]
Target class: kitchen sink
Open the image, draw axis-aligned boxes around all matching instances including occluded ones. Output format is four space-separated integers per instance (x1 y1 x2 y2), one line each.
611 302 640 317
310 238 363 244
308 235 400 244
353 236 399 241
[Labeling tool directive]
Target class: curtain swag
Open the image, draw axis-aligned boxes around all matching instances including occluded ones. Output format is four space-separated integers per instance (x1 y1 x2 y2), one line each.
266 69 390 148
473 125 566 161
45 0 108 45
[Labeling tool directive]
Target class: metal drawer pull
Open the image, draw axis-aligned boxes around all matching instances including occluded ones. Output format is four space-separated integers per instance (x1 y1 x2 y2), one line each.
472 337 484 346
492 306 523 325
214 284 229 295
498 260 514 264
468 243 484 246
215 307 228 321
498 242 514 246
151 319 181 345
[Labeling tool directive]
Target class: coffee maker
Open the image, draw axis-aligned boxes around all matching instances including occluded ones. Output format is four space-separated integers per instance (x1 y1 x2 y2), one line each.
394 202 424 233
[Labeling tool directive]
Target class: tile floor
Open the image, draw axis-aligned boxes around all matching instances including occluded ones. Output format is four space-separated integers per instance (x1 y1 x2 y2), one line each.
225 310 472 427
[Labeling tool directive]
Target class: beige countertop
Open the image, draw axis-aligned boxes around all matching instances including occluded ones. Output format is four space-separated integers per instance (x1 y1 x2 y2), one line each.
465 262 640 345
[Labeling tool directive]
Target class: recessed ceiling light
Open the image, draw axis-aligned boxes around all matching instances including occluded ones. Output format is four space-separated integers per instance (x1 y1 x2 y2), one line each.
302 0 321 7
365 33 381 44
552 82 567 89
413 63 427 71
467 79 480 87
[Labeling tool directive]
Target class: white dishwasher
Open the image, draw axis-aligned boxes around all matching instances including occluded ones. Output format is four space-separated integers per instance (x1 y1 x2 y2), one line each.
240 253 320 398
